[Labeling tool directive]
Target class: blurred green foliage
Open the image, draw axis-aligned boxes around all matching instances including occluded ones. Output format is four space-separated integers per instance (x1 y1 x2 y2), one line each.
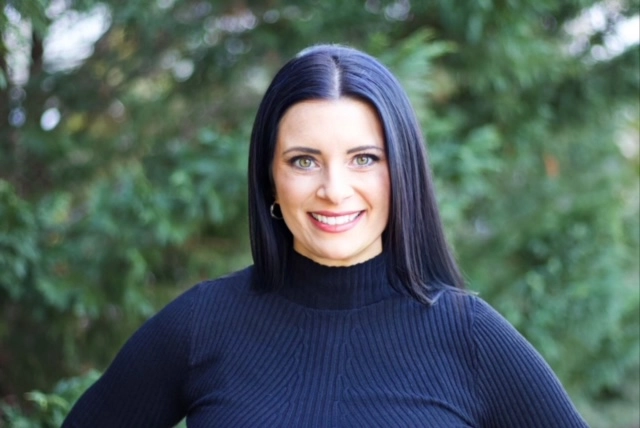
0 370 100 428
1 0 639 426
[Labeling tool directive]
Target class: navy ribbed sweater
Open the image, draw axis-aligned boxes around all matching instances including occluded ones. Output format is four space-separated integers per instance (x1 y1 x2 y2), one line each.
63 252 588 427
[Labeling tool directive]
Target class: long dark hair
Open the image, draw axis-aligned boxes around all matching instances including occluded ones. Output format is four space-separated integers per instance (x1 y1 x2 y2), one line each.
248 44 464 303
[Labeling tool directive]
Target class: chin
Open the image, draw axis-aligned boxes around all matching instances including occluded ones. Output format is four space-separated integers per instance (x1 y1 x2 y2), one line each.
311 248 369 266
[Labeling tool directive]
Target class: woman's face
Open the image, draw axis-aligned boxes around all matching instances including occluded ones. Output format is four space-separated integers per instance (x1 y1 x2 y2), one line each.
272 97 390 266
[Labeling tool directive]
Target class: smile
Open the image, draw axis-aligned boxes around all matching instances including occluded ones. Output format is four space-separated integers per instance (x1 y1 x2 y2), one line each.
310 212 362 226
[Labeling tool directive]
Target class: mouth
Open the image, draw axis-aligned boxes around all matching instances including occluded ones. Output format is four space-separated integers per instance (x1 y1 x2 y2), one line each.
310 211 363 226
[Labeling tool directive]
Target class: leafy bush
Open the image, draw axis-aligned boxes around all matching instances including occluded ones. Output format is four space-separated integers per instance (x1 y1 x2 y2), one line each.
1 371 100 428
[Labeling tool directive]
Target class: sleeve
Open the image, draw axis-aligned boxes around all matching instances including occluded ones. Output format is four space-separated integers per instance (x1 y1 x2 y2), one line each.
62 285 199 428
471 296 589 428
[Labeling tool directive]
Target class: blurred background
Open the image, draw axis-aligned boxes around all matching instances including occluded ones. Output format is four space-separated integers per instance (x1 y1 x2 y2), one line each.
0 0 638 426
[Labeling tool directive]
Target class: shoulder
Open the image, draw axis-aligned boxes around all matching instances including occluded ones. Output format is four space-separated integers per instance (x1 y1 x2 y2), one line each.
429 289 516 332
421 289 527 351
423 287 477 327
463 292 563 389
179 265 256 315
144 266 255 331
406 288 479 352
461 296 589 426
464 293 532 350
183 265 255 301
192 265 255 297
166 265 273 339
431 290 534 355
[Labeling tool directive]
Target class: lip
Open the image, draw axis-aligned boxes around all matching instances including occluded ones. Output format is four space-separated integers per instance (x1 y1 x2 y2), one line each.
308 211 364 233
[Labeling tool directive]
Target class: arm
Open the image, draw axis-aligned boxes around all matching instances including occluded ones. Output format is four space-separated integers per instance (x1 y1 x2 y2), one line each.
472 297 588 427
63 286 198 428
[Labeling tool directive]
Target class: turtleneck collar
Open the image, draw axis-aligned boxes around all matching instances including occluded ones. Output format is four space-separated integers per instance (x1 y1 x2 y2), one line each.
276 249 399 310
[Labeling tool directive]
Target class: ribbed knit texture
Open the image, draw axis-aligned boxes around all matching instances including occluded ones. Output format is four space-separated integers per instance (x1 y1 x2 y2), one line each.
63 252 588 427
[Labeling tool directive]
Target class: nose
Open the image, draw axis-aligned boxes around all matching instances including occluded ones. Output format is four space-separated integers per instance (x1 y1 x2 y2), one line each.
316 165 354 204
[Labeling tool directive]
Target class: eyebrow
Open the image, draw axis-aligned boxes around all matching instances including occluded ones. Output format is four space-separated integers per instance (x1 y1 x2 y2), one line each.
282 145 384 155
282 146 321 155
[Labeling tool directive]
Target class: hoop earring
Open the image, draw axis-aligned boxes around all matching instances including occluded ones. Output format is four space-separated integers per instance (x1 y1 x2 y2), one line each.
270 202 283 220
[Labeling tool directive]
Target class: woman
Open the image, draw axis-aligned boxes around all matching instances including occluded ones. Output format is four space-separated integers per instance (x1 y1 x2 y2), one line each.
64 45 587 427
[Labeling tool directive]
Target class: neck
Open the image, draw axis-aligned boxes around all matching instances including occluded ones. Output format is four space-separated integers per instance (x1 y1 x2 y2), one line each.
276 249 398 310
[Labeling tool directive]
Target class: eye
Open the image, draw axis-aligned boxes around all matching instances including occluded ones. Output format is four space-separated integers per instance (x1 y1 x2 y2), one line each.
291 156 316 169
353 154 379 167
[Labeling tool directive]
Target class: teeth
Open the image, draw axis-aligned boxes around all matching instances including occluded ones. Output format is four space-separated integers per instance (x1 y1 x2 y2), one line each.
312 212 361 225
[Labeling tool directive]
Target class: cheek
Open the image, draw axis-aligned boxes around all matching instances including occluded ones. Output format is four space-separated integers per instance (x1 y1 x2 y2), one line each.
272 164 288 201
274 174 312 211
376 172 392 220
374 169 391 197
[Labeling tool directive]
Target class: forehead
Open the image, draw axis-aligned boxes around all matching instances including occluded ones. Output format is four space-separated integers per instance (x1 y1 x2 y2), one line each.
276 98 384 149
